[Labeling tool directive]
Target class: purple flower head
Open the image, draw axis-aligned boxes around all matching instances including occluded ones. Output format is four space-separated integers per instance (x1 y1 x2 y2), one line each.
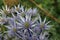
34 14 52 31
33 14 52 37
38 14 52 30
5 18 25 39
15 12 38 40
0 4 52 40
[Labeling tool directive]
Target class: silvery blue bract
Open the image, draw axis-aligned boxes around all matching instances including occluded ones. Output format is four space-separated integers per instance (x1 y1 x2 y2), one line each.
0 4 52 40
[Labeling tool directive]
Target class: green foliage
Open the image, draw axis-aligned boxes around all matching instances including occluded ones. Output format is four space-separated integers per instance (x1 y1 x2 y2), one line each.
0 0 3 8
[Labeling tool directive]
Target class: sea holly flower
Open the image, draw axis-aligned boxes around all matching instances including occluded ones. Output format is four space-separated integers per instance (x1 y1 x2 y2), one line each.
9 4 26 17
5 18 25 39
0 4 52 40
38 14 52 30
16 13 38 38
33 14 52 32
33 14 52 39
0 5 14 17
0 5 25 17
0 5 10 15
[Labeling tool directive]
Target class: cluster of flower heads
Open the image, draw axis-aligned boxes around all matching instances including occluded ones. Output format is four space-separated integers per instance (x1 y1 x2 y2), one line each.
0 4 52 40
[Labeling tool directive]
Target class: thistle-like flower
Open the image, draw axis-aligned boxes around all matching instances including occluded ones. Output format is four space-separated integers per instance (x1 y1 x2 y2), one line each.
32 14 52 40
0 5 10 15
38 14 52 30
0 4 52 40
5 18 25 39
33 14 52 34
0 5 15 17
16 13 38 38
0 6 9 25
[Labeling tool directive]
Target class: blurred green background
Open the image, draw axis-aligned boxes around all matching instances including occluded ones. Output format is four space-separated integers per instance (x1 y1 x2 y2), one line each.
0 0 60 40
